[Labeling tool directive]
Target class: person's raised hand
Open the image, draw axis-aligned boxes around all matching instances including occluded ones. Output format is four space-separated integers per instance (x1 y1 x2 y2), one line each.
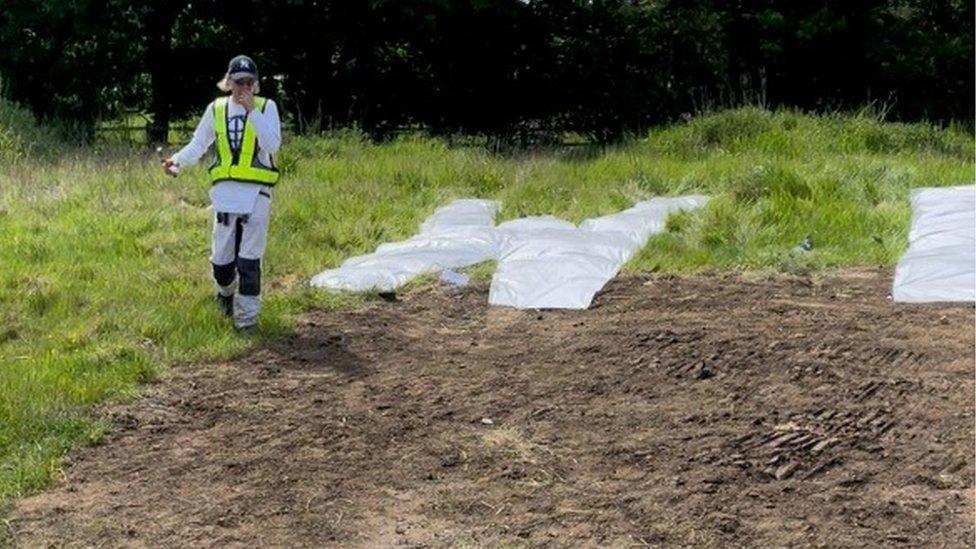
236 86 255 112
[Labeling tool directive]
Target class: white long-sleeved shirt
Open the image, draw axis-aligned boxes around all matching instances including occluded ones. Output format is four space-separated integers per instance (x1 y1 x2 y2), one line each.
173 96 281 214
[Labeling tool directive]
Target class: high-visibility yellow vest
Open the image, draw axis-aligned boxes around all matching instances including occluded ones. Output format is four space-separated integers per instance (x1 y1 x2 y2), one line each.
209 96 280 186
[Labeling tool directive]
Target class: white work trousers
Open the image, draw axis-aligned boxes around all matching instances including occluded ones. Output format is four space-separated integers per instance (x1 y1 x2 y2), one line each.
211 192 271 328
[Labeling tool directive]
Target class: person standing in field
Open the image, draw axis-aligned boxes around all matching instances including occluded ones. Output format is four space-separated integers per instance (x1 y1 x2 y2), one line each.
162 55 281 332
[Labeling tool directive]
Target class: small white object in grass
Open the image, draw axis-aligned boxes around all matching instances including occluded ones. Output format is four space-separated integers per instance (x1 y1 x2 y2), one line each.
480 417 494 426
440 270 469 287
790 235 813 255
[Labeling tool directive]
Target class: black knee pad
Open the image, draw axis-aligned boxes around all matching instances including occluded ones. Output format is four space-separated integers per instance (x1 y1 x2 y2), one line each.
237 257 261 296
212 261 236 287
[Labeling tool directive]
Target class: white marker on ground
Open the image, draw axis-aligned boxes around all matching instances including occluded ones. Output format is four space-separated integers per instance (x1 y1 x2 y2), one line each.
310 199 500 292
311 195 708 310
488 196 708 309
892 185 975 302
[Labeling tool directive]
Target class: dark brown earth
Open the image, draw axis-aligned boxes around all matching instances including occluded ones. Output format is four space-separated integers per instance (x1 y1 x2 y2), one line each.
9 270 975 548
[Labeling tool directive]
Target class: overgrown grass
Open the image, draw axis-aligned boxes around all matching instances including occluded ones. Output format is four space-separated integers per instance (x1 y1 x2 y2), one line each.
0 103 972 503
0 99 62 163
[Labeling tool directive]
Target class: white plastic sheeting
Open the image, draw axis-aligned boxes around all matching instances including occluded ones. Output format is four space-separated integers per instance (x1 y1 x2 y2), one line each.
310 199 500 291
311 195 709 309
892 185 975 303
488 196 709 309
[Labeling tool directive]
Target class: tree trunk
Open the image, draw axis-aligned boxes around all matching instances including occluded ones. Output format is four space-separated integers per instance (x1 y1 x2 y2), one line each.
146 2 181 145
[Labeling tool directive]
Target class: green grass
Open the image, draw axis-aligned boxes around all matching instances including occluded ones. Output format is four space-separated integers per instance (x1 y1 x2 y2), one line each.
0 99 62 163
0 101 972 504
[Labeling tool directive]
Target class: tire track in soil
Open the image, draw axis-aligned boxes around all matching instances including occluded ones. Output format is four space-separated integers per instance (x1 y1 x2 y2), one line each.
9 269 974 548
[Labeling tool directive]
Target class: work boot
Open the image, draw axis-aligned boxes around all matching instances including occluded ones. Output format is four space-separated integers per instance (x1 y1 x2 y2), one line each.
216 292 233 317
233 293 261 332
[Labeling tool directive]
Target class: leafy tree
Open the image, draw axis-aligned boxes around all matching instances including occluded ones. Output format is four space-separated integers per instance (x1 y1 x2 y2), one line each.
0 0 145 139
0 0 971 142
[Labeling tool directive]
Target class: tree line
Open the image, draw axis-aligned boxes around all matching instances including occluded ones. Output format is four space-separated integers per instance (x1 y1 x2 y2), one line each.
0 0 972 143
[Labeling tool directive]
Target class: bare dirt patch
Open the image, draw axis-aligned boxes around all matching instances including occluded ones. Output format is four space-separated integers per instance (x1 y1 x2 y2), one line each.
10 270 974 547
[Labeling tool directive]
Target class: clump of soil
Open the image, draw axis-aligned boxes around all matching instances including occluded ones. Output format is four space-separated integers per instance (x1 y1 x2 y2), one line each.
10 269 974 547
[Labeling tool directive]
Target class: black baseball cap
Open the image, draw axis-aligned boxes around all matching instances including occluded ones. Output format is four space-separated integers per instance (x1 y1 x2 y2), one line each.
227 55 258 80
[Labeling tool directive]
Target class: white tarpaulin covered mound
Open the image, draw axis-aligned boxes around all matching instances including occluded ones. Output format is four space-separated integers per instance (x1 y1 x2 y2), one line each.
892 185 975 303
311 195 708 309
310 199 500 291
489 196 709 309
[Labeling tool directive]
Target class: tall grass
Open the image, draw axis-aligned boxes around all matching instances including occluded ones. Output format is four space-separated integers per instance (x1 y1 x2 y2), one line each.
0 99 62 163
0 102 972 502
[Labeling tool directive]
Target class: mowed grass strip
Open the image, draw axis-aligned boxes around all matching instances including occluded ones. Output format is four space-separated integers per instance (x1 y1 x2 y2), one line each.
0 104 972 502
